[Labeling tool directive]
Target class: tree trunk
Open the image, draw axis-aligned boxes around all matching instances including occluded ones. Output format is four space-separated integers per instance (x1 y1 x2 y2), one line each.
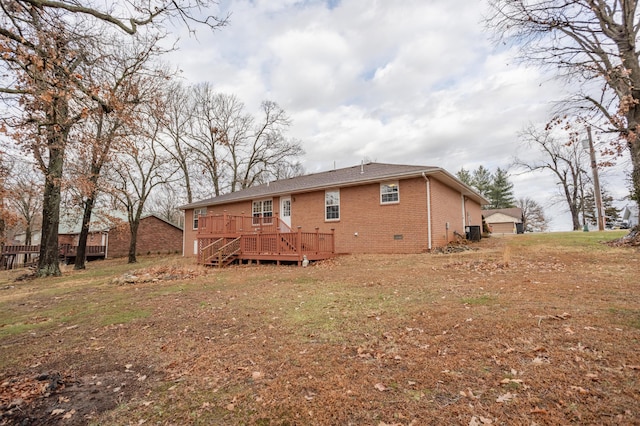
37 144 64 277
24 227 32 264
185 170 193 204
570 205 581 231
630 140 640 231
74 195 96 270
128 220 139 263
623 102 640 232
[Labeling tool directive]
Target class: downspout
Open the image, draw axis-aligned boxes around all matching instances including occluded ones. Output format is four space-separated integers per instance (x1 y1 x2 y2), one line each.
422 172 432 251
182 212 186 257
461 195 466 229
104 232 109 259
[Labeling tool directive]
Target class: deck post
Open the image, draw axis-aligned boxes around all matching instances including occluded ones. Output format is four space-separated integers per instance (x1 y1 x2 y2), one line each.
315 228 320 254
258 226 262 253
297 226 303 264
331 228 335 254
276 213 281 254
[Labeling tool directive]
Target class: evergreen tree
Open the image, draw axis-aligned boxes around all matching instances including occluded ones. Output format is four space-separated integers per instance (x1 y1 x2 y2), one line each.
487 168 516 209
456 168 473 187
457 165 518 209
583 187 620 225
472 166 493 197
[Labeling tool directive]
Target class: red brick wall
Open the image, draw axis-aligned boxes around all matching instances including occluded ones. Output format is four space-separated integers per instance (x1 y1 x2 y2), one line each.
429 178 465 247
464 196 483 231
291 178 428 253
58 234 75 245
107 216 183 258
184 176 482 255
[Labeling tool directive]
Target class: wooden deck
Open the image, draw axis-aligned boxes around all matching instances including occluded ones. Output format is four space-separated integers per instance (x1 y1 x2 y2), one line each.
59 244 107 263
0 244 106 269
197 214 335 267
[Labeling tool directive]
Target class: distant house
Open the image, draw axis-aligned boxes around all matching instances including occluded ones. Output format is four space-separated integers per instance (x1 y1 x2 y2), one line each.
16 211 183 261
59 211 183 259
181 163 489 266
483 208 523 234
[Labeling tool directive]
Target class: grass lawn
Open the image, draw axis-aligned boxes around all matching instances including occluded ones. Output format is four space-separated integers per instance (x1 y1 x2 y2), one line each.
1 231 638 425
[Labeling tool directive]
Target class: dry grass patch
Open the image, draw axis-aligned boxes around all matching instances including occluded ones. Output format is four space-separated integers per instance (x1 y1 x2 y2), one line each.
1 232 639 425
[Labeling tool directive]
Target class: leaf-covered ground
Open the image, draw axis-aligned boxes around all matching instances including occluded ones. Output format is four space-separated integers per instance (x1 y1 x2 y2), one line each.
1 232 639 425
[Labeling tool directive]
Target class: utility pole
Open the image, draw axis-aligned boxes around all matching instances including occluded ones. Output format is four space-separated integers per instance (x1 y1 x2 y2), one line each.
586 126 605 231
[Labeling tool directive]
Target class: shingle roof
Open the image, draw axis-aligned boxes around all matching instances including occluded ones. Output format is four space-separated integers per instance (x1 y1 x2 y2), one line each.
181 162 489 209
58 210 128 234
483 208 523 221
58 210 183 234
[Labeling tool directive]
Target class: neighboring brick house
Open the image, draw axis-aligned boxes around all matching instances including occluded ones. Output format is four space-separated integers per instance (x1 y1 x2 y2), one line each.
483 208 523 234
106 215 184 258
181 163 488 260
57 211 183 259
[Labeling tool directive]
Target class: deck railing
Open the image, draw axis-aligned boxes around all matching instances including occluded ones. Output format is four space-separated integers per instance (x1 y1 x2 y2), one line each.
196 214 334 264
1 245 40 254
59 244 106 257
240 228 334 256
197 213 292 236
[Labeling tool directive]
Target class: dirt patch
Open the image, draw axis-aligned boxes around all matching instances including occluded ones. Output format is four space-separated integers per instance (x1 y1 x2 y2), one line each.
1 369 150 425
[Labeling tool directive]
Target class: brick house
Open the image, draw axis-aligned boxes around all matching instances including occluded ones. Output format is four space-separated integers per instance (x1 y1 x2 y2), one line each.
106 215 184 258
57 211 183 260
181 163 488 265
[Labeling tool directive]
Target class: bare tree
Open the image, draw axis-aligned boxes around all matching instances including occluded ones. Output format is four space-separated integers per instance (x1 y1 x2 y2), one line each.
0 17 96 276
236 100 305 190
186 88 304 195
517 197 549 232
109 99 176 263
188 86 238 196
515 125 590 230
0 153 19 245
6 165 43 246
146 183 185 228
159 82 199 204
487 0 640 228
68 37 168 270
0 1 226 276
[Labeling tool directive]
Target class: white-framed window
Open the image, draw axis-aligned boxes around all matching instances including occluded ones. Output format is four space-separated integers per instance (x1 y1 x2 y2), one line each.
252 199 273 225
380 182 399 204
325 190 340 221
193 207 207 229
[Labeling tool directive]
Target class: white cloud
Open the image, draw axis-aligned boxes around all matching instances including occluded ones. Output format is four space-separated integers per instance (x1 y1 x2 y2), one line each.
164 0 629 231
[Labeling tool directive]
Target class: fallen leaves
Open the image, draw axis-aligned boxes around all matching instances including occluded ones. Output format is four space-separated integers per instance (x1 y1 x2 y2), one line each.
499 378 523 385
459 388 480 399
469 416 493 426
496 392 516 403
536 312 571 326
569 385 589 395
374 383 388 392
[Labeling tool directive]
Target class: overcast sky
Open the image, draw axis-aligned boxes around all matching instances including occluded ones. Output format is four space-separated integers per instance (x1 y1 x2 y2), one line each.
166 0 631 231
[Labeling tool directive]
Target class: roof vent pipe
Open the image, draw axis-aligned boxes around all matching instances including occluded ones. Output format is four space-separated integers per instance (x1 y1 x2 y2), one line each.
360 160 364 174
